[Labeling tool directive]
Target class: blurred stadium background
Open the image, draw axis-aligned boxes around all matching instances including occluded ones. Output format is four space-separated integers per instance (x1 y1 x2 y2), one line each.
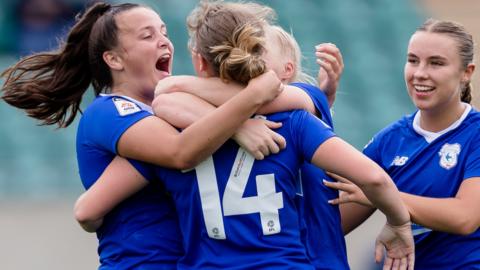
0 0 478 269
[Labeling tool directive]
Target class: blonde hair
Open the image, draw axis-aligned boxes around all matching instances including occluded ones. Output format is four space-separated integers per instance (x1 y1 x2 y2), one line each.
187 0 284 84
187 0 276 84
418 19 475 103
265 25 316 85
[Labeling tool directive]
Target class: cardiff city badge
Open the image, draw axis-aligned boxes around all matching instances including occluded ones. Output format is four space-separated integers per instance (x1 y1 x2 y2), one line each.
438 143 461 170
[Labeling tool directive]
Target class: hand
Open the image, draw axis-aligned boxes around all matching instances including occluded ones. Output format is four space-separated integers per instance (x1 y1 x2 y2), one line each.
323 172 373 207
315 43 344 106
233 117 286 160
154 76 182 97
375 222 415 270
247 70 283 104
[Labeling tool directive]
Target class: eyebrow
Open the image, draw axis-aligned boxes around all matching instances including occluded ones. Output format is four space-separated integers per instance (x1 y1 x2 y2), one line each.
139 24 166 32
407 53 447 61
428 55 448 61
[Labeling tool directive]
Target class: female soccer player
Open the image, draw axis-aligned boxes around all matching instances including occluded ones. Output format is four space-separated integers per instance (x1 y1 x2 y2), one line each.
325 19 480 270
1 2 283 268
154 23 349 269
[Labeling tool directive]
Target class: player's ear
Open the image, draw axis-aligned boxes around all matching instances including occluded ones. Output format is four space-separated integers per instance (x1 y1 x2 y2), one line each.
191 50 211 77
283 62 295 81
103 50 124 71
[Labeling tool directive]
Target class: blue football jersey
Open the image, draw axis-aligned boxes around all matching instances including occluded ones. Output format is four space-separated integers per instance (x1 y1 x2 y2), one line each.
155 109 336 269
76 95 183 269
291 83 349 270
363 105 480 269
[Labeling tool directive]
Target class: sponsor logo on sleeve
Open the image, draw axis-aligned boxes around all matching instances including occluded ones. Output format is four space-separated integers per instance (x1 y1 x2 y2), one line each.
112 97 141 116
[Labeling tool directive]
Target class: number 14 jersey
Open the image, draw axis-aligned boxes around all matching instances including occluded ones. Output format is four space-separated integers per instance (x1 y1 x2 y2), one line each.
155 109 335 269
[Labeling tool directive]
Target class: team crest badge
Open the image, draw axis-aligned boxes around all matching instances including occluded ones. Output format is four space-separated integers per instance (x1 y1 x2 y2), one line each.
438 143 461 170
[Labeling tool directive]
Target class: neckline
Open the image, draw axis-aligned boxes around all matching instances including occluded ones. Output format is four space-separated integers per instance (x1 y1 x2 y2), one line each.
412 103 471 143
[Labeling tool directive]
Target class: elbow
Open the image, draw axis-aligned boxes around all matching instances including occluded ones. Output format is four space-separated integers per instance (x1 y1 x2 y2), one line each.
357 169 389 191
170 149 199 170
74 200 91 225
74 196 100 233
455 219 478 236
151 95 169 116
172 159 196 170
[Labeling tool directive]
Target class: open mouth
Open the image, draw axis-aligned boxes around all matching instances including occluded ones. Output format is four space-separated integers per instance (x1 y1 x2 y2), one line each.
156 54 170 73
414 84 435 93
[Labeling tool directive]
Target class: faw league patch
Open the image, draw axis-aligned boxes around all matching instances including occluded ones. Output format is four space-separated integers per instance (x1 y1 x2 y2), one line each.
112 97 141 116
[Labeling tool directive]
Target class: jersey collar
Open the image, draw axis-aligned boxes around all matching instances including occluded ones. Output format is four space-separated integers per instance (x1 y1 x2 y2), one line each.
413 103 472 143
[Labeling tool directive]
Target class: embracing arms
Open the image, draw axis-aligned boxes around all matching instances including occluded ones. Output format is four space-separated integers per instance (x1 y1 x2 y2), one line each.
327 175 480 235
117 71 282 169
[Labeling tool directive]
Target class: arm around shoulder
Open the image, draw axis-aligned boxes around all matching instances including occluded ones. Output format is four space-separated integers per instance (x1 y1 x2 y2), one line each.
118 71 283 169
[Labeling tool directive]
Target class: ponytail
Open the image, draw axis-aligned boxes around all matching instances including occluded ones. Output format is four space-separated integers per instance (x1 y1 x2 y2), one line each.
1 2 139 127
461 82 472 104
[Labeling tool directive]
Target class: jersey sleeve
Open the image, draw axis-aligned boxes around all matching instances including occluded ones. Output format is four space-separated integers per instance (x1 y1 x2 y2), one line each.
464 133 480 180
290 82 333 128
87 97 152 154
362 134 382 164
291 110 336 162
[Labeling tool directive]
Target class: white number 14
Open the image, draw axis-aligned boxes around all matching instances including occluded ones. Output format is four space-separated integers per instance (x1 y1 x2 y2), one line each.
195 149 284 239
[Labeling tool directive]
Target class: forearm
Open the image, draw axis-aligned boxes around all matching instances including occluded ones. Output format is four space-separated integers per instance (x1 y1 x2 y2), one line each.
173 85 266 167
360 175 410 226
157 76 242 107
340 202 376 235
256 85 315 115
74 157 149 232
153 92 215 129
312 137 410 226
401 192 476 235
325 92 336 108
163 76 314 115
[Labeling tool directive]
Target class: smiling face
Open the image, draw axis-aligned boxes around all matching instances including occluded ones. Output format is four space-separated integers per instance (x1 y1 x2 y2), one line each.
113 7 173 99
404 31 471 114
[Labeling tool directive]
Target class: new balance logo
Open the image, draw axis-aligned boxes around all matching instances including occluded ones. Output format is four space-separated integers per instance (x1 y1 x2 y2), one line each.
391 156 409 166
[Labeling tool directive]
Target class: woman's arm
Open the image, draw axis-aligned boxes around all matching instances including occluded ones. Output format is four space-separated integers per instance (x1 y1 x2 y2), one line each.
118 71 282 169
155 76 316 115
401 177 480 235
326 174 480 235
311 137 414 268
339 203 376 235
74 156 148 232
154 92 286 160
154 45 344 112
315 43 344 107
311 137 409 225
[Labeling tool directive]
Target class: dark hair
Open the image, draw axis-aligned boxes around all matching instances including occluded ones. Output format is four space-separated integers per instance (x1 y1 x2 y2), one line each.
187 0 269 84
1 2 141 127
417 19 474 104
